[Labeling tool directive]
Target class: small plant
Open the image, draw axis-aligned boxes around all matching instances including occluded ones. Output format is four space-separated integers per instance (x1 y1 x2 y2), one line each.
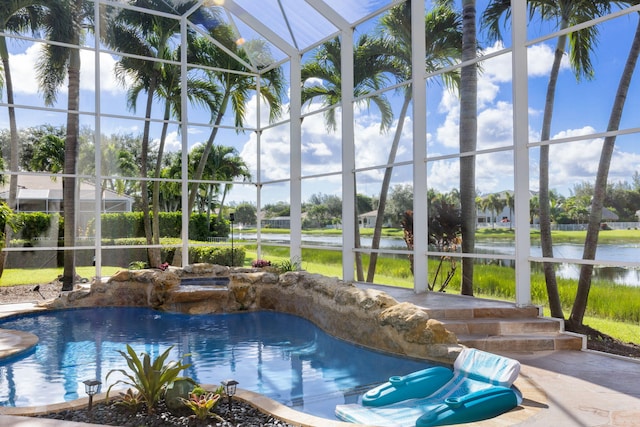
252 259 272 268
128 260 148 270
180 388 224 421
114 388 143 413
275 256 302 273
106 345 193 414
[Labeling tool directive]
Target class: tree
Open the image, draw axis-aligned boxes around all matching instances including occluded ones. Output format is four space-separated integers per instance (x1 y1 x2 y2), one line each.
457 0 478 296
0 0 43 277
362 2 463 283
187 26 284 214
387 184 414 226
301 34 393 280
36 0 88 291
571 8 640 327
232 202 257 226
504 191 514 230
483 0 612 317
29 134 64 174
106 0 211 266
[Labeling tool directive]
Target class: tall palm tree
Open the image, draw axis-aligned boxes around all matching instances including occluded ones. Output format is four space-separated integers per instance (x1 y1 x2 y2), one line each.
36 0 87 291
301 35 394 280
129 51 218 252
361 3 463 283
106 0 209 266
483 0 612 317
0 0 44 277
186 26 285 215
571 7 640 327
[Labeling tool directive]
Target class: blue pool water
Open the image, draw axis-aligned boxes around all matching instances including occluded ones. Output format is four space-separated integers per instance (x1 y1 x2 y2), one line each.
0 308 435 419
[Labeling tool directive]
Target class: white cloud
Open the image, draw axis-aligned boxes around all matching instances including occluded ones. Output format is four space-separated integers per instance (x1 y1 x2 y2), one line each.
9 44 125 97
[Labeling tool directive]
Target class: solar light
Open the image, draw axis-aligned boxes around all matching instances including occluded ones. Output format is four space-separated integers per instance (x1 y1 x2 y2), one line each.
222 379 239 415
83 379 101 412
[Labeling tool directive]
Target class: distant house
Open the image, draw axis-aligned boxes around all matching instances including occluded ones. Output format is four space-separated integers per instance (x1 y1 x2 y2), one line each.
261 216 290 229
0 175 133 214
0 175 133 235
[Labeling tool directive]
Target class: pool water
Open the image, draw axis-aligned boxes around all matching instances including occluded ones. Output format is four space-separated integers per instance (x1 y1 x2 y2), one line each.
0 307 435 419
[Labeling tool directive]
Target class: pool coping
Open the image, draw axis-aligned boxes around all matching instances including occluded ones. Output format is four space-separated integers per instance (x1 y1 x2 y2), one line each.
0 303 546 427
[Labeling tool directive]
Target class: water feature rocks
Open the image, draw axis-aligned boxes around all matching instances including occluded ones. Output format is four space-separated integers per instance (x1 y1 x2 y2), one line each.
44 265 462 364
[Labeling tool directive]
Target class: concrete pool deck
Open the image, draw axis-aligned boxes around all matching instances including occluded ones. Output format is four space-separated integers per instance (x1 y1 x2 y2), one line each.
1 294 640 427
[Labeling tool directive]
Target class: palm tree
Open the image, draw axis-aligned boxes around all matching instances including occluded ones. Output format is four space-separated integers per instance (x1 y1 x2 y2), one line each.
482 0 612 317
143 52 218 253
301 35 394 280
106 0 209 266
362 3 463 283
571 8 640 327
186 26 285 215
29 134 64 174
504 191 514 230
0 1 44 277
189 144 250 227
36 0 87 291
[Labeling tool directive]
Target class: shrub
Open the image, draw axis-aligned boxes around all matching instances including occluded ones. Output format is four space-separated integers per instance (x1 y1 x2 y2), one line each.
252 259 271 268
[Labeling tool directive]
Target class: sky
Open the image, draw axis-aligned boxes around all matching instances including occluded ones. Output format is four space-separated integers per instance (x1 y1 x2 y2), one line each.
2 1 639 206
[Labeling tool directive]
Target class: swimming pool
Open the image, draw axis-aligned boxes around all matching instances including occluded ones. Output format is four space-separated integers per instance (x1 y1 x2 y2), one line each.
0 307 435 419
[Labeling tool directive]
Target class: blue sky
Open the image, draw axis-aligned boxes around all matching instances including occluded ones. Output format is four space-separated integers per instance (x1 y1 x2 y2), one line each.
2 1 639 206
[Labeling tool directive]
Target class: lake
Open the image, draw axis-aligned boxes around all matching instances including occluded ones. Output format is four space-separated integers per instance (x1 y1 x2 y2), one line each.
237 232 640 286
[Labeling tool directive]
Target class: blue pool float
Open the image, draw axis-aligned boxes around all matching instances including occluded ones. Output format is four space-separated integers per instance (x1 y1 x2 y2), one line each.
336 348 522 427
362 366 453 407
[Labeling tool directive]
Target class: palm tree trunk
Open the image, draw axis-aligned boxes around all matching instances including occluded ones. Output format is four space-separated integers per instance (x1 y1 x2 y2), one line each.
62 19 81 291
459 0 477 296
141 77 161 267
152 100 171 251
539 29 568 319
187 91 230 214
0 37 18 277
365 94 411 283
570 16 640 327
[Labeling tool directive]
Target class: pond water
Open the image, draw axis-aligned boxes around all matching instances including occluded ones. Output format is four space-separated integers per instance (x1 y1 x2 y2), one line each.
240 233 640 286
0 308 435 419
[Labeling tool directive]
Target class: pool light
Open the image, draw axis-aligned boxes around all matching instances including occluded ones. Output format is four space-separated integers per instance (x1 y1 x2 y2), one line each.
82 379 101 411
222 379 239 415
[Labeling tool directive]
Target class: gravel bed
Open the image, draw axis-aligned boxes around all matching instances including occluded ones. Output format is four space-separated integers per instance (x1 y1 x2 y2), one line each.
36 398 298 426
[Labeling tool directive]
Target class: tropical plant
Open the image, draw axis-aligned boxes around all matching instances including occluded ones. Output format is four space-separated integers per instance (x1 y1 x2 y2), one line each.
572 6 640 327
106 345 193 414
180 388 223 421
114 388 144 413
482 0 613 317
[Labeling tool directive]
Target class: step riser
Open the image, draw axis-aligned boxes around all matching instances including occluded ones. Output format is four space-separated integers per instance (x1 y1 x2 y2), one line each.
459 336 583 352
442 320 562 335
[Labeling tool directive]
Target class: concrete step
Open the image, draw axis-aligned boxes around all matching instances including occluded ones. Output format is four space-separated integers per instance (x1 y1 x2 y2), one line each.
457 332 585 352
423 305 541 320
440 317 563 336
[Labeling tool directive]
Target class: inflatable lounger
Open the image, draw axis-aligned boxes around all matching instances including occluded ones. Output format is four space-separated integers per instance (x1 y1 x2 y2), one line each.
335 348 522 427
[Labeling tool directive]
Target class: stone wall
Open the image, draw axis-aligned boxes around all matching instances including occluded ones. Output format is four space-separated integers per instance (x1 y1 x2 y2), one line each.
44 264 462 364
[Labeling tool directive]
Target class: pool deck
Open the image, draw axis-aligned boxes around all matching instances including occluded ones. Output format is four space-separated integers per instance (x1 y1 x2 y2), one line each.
1 290 640 427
